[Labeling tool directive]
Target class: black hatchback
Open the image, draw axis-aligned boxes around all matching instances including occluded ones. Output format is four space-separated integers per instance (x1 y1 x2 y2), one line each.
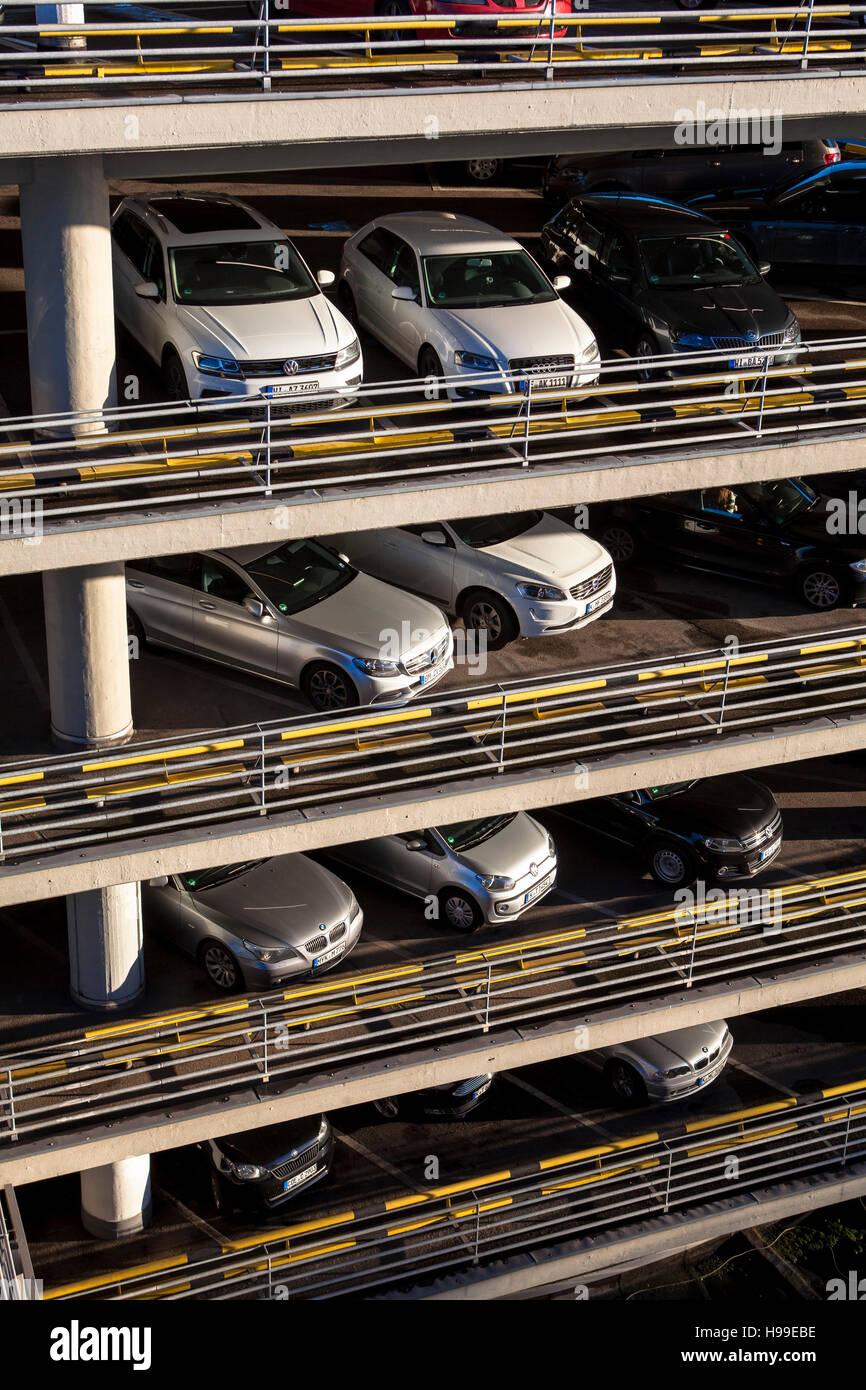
205 1114 333 1213
561 774 782 888
597 477 866 611
540 194 800 371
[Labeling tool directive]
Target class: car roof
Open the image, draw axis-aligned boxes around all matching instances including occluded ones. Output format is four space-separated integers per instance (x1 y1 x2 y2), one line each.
565 194 717 234
777 158 866 199
369 211 520 256
117 193 280 245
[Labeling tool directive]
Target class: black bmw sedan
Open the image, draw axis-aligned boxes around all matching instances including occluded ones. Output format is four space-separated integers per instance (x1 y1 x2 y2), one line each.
373 1075 494 1120
205 1114 333 1212
560 775 782 888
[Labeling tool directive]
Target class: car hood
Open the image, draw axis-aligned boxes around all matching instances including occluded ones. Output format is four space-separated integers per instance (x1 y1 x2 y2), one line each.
484 514 609 582
645 281 789 339
456 812 552 877
646 774 778 839
627 1022 729 1071
220 1115 327 1167
434 298 595 363
778 497 866 556
188 854 354 948
176 293 353 359
282 571 449 661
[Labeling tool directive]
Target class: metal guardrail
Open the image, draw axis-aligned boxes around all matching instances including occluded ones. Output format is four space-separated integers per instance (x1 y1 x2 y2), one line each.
40 1080 866 1300
0 626 863 868
0 1186 34 1299
2 867 865 1150
0 2 862 98
2 338 866 545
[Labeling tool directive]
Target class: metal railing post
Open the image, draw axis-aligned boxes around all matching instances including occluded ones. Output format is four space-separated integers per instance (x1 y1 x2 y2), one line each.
262 0 272 91
2 1072 15 1142
483 960 492 1032
498 687 507 770
259 727 267 814
522 376 532 464
472 1190 481 1263
716 648 732 734
755 351 771 438
662 1144 674 1212
0 812 4 861
800 0 814 69
685 904 700 988
546 0 556 77
263 389 273 492
842 1103 852 1163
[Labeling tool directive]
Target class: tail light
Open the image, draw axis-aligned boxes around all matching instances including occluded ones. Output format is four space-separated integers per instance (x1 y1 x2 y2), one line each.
825 146 841 165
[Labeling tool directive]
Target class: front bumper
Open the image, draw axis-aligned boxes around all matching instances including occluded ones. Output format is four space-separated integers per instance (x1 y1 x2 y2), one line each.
645 1037 733 1102
700 833 783 882
415 1077 494 1117
356 633 455 706
514 573 616 637
189 362 363 407
484 860 557 923
238 908 363 990
447 358 600 401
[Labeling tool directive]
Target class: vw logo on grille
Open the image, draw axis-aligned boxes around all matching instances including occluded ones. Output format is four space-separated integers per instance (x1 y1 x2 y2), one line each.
529 862 539 877
283 359 299 375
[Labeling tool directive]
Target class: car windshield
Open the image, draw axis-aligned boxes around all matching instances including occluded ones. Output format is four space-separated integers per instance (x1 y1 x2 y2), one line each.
178 860 267 891
169 240 317 305
644 782 696 801
243 539 356 615
422 251 556 309
449 511 543 548
436 814 517 852
740 478 818 524
639 234 760 288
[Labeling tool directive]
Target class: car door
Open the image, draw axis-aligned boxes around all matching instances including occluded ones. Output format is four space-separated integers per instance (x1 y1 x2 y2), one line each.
376 523 456 605
126 553 200 650
567 792 645 849
136 227 170 364
379 235 426 366
595 228 645 347
111 209 151 341
193 554 279 677
349 227 399 346
766 179 865 270
682 487 785 579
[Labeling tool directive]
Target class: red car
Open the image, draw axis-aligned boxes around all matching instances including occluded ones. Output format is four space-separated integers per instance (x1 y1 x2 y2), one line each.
284 0 573 43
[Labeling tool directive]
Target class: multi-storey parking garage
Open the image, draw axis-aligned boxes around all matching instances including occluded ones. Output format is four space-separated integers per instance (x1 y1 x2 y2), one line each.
0 3 864 1316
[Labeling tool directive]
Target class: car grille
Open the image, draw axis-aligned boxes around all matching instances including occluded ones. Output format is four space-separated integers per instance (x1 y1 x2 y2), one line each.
268 1139 325 1182
509 354 575 376
330 922 346 944
741 811 782 851
305 934 327 954
240 353 338 378
570 563 613 602
453 1076 488 1097
711 331 785 352
404 633 450 676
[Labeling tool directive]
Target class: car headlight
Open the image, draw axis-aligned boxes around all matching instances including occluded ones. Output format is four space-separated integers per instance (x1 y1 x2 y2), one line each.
516 581 568 601
352 657 401 676
454 349 498 372
476 873 515 890
242 940 296 964
782 319 801 344
231 1162 263 1181
547 834 556 860
334 337 361 368
671 332 712 348
192 352 242 378
699 836 743 852
317 1116 330 1141
850 560 866 575
580 340 600 361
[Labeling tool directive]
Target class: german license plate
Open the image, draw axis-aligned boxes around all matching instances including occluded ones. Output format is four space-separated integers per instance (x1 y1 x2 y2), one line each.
313 944 344 968
587 590 610 614
524 871 554 905
283 1163 318 1193
729 355 763 369
759 838 780 863
538 374 569 389
419 661 446 687
472 1081 491 1100
268 380 319 396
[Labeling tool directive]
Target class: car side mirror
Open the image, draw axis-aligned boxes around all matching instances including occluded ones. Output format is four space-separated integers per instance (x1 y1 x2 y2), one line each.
758 261 771 276
404 838 426 851
148 875 169 888
316 269 336 287
552 274 571 291
242 595 266 619
420 531 447 546
134 280 160 300
392 285 417 301
337 552 350 565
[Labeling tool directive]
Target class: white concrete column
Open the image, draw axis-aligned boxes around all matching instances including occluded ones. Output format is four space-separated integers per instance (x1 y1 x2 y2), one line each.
68 882 145 1010
35 6 86 53
80 1156 152 1240
42 563 133 750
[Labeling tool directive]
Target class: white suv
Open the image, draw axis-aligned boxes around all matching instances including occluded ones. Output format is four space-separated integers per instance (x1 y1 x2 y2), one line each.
110 193 362 405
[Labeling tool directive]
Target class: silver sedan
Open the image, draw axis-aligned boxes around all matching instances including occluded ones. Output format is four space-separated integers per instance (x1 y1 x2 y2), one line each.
582 1021 733 1104
328 812 557 932
126 538 454 712
143 853 363 991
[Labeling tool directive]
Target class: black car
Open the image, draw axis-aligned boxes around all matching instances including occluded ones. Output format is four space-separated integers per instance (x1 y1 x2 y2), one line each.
597 477 866 611
540 194 800 371
561 775 782 888
691 162 866 281
373 1074 494 1120
205 1114 333 1212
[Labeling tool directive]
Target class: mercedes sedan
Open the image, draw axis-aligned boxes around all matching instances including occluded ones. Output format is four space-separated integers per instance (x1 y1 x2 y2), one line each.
338 211 600 398
582 1022 733 1104
126 539 454 712
324 511 615 650
143 853 364 992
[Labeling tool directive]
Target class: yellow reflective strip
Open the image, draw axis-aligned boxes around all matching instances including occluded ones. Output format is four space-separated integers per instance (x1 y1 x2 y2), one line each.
821 1077 866 1101
539 1134 658 1171
0 473 35 490
281 707 431 742
0 796 46 812
466 677 606 711
687 1123 796 1157
44 1253 189 1299
542 1158 659 1194
685 1098 797 1133
84 1001 248 1039
83 740 245 771
800 638 864 656
638 653 768 681
221 1209 356 1252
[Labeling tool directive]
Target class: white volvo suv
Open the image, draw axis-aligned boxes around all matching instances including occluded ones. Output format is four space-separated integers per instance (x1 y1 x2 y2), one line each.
110 193 362 405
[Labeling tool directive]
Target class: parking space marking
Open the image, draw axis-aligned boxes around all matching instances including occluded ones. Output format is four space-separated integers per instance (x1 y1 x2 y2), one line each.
330 1125 427 1197
727 1058 798 1099
550 883 621 922
153 1186 226 1247
501 1070 615 1140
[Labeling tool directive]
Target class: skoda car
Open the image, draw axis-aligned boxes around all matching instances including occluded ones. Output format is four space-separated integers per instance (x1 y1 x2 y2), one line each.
338 211 600 398
540 195 800 372
373 1074 494 1119
597 477 866 611
559 774 782 888
581 1022 733 1104
111 192 362 403
328 813 557 932
205 1114 333 1212
125 539 454 712
325 511 615 650
143 853 364 992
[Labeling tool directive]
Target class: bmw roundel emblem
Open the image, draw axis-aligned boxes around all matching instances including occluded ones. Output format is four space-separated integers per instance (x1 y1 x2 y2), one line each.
283 359 299 375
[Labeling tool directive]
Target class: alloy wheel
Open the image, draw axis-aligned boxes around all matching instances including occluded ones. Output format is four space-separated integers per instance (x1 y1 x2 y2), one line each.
602 525 636 563
466 599 503 643
203 944 239 991
801 570 841 609
443 893 478 931
308 667 351 710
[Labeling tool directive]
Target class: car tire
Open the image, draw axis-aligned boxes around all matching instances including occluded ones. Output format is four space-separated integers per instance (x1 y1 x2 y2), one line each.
464 157 502 184
126 607 145 647
418 345 445 399
647 840 697 889
198 940 243 993
461 589 518 650
162 348 190 402
634 334 659 383
605 1059 647 1105
373 1096 401 1119
375 0 411 46
797 567 847 611
438 887 483 933
600 521 639 565
302 662 359 713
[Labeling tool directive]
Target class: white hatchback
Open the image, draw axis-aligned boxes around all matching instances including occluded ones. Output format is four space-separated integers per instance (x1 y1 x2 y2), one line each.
338 211 600 399
110 193 362 405
325 510 615 649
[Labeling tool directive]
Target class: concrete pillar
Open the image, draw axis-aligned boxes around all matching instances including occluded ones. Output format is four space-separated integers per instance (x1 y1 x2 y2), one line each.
35 8 86 56
80 1157 152 1241
42 564 133 750
68 882 145 1011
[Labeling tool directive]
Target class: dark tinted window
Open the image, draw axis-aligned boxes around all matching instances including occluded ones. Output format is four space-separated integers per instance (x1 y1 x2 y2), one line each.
198 556 252 605
149 197 261 235
112 211 149 278
131 554 202 587
357 228 393 272
390 239 420 295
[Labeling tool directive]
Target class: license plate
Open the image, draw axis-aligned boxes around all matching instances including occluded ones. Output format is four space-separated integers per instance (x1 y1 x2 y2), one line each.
587 590 610 614
537 375 569 389
472 1081 491 1100
729 355 763 369
524 871 554 905
759 838 780 863
312 944 344 968
283 1163 318 1193
419 661 446 688
267 380 320 396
